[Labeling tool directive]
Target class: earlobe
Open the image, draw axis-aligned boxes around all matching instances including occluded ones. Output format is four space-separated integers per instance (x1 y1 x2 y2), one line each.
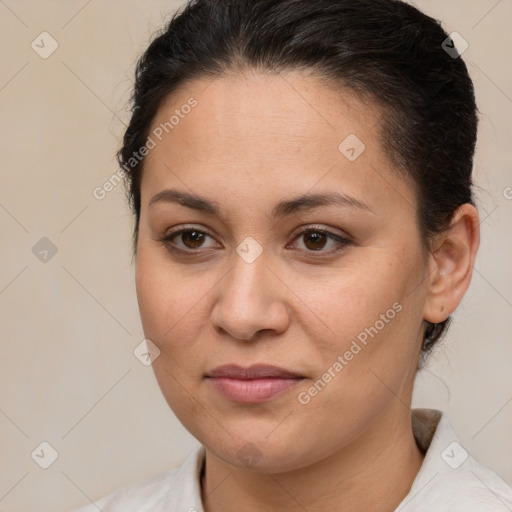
423 204 480 324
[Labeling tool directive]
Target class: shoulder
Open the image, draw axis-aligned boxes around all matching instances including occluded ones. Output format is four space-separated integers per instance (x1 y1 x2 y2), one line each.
397 408 512 512
70 466 180 512
69 446 205 512
407 457 512 512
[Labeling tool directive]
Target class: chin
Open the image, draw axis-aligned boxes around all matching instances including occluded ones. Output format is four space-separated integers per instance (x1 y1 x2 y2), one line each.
200 430 320 474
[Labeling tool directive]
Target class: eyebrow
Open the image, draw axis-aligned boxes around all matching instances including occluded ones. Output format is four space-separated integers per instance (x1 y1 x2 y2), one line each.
148 188 375 217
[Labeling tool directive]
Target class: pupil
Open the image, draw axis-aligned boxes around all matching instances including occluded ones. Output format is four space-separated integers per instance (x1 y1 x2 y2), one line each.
306 232 325 250
185 231 203 247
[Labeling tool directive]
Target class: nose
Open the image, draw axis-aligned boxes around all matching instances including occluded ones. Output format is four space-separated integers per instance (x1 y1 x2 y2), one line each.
210 250 290 341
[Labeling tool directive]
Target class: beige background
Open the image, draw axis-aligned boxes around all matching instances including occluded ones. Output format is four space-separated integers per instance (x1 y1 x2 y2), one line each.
0 1 511 511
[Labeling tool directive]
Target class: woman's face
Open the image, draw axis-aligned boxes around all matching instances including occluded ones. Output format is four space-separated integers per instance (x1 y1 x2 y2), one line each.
135 71 431 471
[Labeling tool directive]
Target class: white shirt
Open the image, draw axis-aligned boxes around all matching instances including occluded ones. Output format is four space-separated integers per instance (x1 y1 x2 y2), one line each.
71 408 512 511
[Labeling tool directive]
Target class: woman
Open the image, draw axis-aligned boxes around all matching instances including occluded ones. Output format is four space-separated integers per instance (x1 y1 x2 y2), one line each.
72 0 512 510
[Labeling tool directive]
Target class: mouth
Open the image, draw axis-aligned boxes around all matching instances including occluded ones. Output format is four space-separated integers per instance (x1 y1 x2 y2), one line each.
205 364 306 403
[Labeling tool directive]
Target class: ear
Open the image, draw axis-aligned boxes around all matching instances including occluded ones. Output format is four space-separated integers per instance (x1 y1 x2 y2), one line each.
423 203 480 324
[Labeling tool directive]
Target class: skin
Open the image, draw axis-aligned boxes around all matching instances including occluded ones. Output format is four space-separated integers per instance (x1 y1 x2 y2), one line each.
134 70 480 512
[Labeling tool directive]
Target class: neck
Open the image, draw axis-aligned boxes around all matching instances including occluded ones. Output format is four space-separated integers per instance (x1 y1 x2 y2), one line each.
201 406 425 512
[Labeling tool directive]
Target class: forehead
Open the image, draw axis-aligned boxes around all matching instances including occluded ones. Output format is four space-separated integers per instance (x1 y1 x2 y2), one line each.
148 70 377 156
141 71 416 221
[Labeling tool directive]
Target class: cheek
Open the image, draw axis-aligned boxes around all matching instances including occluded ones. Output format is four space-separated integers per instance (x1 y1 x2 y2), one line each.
135 255 172 342
135 247 202 343
135 245 216 364
135 250 209 421
295 259 402 341
135 244 190 326
298 249 423 380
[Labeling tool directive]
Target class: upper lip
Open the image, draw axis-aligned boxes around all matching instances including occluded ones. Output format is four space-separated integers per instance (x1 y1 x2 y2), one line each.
206 364 304 379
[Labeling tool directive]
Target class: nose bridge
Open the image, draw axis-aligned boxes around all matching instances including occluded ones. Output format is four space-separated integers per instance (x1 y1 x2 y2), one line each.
212 241 288 339
226 242 270 310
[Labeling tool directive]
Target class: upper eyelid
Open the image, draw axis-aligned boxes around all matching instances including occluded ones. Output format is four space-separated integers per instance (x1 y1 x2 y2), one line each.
163 224 348 240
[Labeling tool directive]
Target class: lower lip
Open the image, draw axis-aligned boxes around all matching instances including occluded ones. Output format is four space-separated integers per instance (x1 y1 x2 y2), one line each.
207 377 304 403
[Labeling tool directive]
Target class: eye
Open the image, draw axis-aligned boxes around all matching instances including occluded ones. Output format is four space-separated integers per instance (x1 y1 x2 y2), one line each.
158 224 352 256
159 226 218 253
288 226 352 255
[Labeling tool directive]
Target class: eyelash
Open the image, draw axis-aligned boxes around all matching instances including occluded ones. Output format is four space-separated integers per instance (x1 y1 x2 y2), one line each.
158 224 352 258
